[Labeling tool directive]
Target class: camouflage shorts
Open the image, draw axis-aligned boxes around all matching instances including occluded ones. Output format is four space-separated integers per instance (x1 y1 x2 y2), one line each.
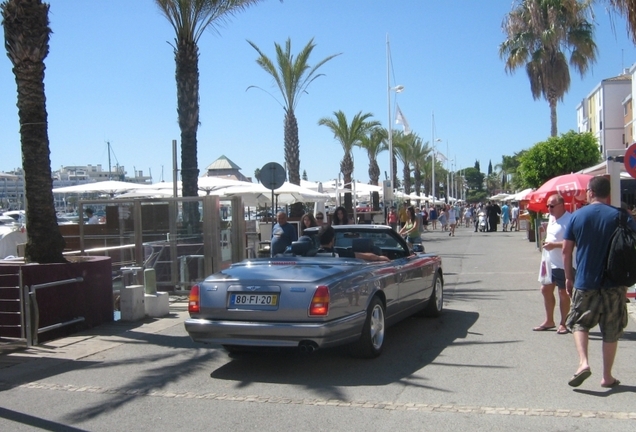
566 287 628 343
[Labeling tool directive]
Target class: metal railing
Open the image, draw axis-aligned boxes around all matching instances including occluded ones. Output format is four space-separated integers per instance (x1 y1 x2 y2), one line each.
23 277 84 347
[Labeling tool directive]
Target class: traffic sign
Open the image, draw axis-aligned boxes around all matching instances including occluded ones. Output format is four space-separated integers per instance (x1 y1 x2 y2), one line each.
259 162 286 190
625 143 636 178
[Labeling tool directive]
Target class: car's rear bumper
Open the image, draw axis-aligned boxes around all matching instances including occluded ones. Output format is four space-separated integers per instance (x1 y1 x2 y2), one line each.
184 311 365 348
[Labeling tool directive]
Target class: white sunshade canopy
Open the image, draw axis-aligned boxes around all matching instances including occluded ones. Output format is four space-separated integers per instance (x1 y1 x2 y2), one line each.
215 181 330 205
509 188 534 201
52 180 155 195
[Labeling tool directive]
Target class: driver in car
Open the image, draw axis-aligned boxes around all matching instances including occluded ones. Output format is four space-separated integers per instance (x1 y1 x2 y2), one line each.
317 225 388 262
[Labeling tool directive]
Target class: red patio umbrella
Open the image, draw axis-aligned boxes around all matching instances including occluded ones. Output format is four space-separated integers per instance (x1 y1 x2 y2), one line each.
526 173 593 213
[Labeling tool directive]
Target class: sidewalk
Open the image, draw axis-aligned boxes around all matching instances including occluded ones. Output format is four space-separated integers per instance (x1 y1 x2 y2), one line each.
1 235 635 368
0 297 189 369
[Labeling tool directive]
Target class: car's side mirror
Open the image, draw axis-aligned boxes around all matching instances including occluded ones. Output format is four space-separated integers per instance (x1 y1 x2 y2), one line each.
412 244 425 253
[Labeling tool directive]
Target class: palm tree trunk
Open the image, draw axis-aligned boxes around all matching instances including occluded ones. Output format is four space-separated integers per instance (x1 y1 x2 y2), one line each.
402 164 411 194
369 158 380 186
175 37 200 231
341 153 354 213
3 0 65 263
549 95 558 137
414 169 422 195
284 109 300 185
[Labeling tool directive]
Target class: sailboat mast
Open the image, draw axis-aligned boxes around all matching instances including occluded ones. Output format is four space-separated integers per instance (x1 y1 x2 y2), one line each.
107 141 112 180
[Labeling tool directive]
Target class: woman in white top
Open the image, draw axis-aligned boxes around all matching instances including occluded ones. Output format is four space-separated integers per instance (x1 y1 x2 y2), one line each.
447 204 457 237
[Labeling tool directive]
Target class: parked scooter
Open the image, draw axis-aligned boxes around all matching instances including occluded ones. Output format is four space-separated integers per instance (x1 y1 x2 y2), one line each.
478 211 487 232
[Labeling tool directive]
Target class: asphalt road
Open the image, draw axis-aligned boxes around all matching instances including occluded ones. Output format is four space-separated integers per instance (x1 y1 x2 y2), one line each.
1 224 635 431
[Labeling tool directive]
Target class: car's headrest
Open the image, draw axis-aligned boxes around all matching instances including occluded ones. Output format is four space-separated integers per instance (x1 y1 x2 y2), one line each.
351 238 374 253
291 240 312 257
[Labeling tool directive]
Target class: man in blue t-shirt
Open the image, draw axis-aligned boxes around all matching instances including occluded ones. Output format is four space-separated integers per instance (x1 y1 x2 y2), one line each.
562 176 636 388
270 211 297 256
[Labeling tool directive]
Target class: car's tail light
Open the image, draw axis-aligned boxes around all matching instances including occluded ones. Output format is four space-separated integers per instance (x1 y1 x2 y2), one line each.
309 286 330 316
188 285 200 314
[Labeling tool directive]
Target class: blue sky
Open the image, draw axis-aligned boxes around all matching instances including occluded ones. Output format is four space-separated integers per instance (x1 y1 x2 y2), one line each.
2 0 636 185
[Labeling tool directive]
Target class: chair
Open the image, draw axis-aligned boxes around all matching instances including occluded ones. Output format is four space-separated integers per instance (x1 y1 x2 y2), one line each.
351 238 374 253
290 240 312 257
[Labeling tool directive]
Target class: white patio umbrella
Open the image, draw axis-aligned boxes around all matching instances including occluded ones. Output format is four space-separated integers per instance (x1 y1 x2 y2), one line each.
489 193 512 201
52 180 155 195
215 181 329 205
113 189 175 199
509 188 533 201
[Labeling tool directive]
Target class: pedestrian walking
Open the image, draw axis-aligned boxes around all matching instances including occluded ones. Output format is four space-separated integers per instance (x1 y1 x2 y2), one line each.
532 194 571 335
562 176 636 388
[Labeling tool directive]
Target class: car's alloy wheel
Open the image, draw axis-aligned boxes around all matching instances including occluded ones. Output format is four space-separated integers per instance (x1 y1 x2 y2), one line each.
350 296 385 358
423 272 443 317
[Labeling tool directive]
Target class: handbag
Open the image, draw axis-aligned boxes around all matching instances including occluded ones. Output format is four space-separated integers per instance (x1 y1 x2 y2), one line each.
538 248 552 285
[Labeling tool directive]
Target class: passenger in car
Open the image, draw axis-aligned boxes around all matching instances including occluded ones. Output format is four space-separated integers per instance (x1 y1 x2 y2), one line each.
317 226 388 262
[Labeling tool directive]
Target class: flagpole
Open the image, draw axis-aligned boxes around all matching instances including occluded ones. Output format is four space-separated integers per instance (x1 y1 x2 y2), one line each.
386 34 394 195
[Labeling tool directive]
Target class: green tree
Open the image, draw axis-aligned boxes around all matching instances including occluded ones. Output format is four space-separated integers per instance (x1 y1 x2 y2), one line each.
156 0 263 230
318 111 380 210
486 172 502 196
2 0 65 263
358 127 387 186
248 38 340 186
464 167 485 191
496 152 525 191
500 0 597 136
517 130 600 188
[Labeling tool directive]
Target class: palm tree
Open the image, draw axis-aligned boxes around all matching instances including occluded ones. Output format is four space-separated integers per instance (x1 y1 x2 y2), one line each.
318 111 380 211
495 154 521 192
393 132 415 195
608 0 636 43
358 127 387 186
2 0 65 263
156 0 262 230
411 136 431 197
248 38 340 186
500 0 597 136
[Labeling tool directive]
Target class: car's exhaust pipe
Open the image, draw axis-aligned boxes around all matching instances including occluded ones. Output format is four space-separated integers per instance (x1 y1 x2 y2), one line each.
298 340 318 354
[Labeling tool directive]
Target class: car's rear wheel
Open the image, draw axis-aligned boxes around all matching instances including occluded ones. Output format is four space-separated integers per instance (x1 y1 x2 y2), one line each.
350 296 385 358
422 272 443 317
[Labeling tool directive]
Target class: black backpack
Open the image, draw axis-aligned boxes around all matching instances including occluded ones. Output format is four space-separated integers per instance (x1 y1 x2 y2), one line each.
604 208 636 286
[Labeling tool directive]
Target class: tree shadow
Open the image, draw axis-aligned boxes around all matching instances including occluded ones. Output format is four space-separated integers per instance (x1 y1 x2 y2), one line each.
208 309 515 402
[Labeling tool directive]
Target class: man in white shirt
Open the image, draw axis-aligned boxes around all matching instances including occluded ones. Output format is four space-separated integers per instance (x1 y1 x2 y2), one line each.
533 194 572 335
511 203 520 231
85 208 99 225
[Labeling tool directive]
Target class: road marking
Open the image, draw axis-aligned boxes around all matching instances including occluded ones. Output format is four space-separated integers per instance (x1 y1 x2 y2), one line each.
6 381 636 421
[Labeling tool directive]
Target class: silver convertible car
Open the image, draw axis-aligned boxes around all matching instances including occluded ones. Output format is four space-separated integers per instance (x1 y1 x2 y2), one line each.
185 224 443 358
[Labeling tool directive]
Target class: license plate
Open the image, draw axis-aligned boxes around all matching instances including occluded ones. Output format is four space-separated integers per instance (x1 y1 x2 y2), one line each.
230 294 278 307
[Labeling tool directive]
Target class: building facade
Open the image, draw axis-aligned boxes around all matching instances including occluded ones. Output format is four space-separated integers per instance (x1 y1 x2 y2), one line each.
576 72 632 157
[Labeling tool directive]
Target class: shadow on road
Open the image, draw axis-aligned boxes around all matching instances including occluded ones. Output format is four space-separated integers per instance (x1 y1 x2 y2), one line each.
209 308 482 399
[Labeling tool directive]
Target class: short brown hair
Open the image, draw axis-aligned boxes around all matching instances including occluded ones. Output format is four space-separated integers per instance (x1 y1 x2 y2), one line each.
588 176 610 199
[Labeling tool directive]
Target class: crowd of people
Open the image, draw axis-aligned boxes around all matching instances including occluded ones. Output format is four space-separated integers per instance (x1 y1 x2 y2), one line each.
384 200 522 236
270 176 634 389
